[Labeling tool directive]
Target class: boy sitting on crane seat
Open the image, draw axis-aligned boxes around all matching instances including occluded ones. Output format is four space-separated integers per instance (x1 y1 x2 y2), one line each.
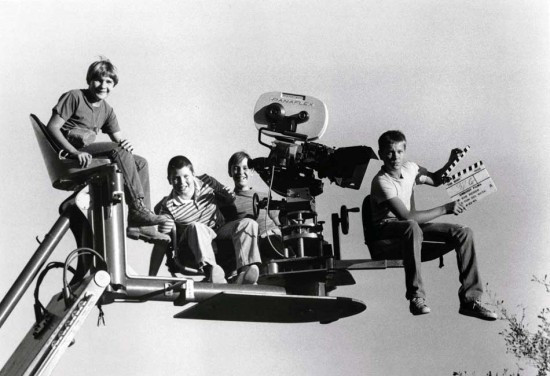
369 130 497 320
46 58 169 245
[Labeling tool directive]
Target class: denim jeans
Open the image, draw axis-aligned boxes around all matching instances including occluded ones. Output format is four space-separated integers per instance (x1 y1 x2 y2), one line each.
80 142 150 207
375 220 484 303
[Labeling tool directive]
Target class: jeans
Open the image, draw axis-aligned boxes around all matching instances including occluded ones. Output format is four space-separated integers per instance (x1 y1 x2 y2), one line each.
375 220 484 303
80 142 149 207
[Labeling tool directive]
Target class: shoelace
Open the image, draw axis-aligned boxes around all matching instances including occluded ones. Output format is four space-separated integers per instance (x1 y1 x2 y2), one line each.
412 298 427 306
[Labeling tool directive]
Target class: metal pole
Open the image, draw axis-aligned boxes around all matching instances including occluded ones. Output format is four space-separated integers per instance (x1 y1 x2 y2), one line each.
0 211 71 328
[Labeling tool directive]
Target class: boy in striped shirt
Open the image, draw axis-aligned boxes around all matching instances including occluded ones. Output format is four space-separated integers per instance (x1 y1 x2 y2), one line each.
150 155 261 284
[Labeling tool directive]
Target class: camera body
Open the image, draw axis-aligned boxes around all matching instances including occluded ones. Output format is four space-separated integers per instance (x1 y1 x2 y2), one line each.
252 92 377 197
251 92 377 268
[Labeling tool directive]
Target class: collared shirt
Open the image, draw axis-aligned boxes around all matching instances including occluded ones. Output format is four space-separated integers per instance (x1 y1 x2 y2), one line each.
157 174 234 234
370 161 419 224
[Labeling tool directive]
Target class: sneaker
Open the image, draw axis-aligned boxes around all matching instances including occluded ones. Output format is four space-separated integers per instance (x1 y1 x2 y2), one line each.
202 264 227 284
128 199 168 227
126 226 171 245
459 300 498 321
409 297 431 315
234 264 259 285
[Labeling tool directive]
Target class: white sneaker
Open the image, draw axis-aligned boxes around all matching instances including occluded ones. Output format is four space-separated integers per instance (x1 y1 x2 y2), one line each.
203 264 227 284
409 297 431 315
235 264 259 285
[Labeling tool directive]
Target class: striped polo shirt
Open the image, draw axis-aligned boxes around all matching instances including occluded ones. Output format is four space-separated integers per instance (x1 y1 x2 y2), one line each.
157 174 234 234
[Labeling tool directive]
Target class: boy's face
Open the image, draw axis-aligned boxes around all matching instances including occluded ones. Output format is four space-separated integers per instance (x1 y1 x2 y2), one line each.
379 141 406 173
87 75 115 102
168 166 195 199
231 158 251 190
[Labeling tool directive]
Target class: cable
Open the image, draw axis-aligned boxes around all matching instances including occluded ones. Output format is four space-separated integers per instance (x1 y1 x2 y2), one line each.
264 164 287 259
63 248 105 304
33 262 77 323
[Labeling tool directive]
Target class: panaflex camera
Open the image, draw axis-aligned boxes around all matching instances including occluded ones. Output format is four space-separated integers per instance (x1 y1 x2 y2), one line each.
251 92 377 261
252 92 377 197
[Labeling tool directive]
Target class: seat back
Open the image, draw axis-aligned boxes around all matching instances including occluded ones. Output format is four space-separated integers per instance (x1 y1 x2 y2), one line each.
361 195 395 259
30 114 110 190
361 195 378 244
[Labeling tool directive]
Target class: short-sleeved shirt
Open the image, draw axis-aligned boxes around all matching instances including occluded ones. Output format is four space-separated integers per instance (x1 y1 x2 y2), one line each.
370 161 419 224
157 174 234 234
52 89 120 135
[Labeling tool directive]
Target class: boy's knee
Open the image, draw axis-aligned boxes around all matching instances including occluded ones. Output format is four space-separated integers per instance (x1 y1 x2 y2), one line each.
238 218 259 236
454 225 474 242
133 155 148 170
109 145 130 160
403 220 422 239
186 222 208 234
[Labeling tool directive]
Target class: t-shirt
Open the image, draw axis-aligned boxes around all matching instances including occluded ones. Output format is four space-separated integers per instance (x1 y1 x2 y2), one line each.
157 174 234 234
52 89 120 135
370 161 419 224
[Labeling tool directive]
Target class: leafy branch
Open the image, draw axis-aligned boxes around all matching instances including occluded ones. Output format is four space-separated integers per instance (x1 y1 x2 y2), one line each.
455 275 550 376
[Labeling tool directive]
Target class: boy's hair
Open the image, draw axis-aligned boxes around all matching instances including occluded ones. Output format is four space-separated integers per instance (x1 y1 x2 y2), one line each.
167 155 194 176
86 58 119 86
378 130 407 150
228 151 251 177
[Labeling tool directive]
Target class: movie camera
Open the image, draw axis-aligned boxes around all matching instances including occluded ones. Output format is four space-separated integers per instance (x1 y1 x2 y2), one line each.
251 92 377 278
252 92 377 198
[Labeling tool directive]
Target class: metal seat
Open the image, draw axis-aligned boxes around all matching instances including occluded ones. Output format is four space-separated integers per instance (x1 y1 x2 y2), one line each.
362 195 450 266
30 114 111 191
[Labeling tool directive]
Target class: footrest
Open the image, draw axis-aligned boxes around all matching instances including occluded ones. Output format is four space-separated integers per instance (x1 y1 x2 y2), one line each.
333 258 404 270
173 291 366 323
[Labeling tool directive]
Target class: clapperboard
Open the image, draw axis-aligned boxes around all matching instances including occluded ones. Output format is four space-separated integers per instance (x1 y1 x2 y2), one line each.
443 146 497 208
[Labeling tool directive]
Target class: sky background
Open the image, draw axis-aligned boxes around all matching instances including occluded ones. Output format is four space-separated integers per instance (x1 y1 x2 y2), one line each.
1 1 549 375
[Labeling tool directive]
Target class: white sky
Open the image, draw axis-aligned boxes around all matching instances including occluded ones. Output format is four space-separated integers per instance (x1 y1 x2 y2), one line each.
1 1 549 375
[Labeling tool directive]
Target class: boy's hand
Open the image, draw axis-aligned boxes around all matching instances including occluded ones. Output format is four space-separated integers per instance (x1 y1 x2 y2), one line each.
223 186 236 200
217 186 236 203
118 139 134 153
72 151 92 168
438 174 452 184
444 200 466 216
448 148 465 163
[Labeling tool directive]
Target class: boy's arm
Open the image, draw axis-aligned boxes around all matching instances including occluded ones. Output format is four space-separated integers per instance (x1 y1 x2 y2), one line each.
149 202 175 276
385 196 466 224
149 243 167 276
206 175 236 204
46 113 92 167
417 148 465 187
108 131 134 153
